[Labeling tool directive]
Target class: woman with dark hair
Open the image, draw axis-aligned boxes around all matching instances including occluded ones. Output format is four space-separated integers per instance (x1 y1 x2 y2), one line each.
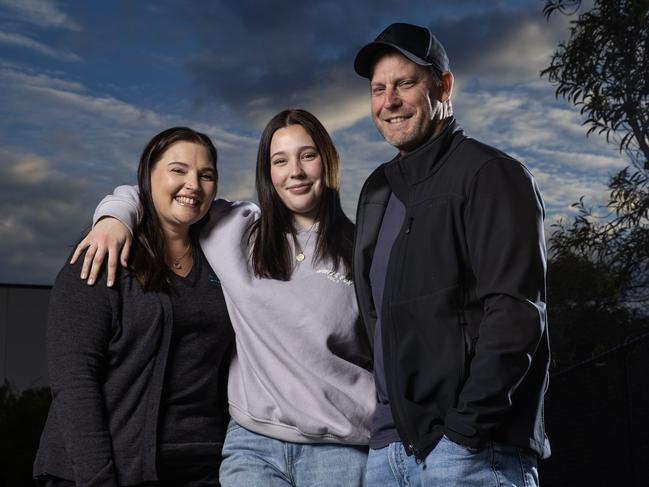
72 109 375 486
34 127 234 487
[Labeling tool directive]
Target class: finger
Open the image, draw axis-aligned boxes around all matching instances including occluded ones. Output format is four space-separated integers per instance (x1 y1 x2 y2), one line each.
87 246 107 286
81 244 97 280
70 238 91 264
120 238 132 268
106 248 118 288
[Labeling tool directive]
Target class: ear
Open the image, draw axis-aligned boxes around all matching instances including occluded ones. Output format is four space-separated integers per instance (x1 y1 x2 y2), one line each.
439 71 454 102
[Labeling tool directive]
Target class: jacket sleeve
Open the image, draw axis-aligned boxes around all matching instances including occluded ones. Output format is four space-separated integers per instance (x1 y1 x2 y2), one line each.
444 158 548 448
47 259 119 486
93 185 140 234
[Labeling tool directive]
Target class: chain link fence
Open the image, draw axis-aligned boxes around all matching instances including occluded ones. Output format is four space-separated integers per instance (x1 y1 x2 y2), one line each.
541 331 649 486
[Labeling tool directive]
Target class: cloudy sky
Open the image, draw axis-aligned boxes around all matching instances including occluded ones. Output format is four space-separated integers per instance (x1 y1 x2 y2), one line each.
0 0 624 285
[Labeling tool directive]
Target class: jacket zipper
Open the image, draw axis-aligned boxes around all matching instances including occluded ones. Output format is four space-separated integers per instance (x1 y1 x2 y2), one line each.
458 285 470 385
385 210 424 462
405 216 414 234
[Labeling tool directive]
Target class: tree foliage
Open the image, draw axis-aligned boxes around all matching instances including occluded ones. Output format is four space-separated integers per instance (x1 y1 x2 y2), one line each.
545 0 649 307
0 381 51 487
542 0 649 168
543 0 649 367
546 253 647 368
543 0 582 17
552 167 649 304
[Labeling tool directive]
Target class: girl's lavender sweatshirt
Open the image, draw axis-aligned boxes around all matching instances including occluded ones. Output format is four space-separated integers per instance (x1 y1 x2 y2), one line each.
94 187 375 445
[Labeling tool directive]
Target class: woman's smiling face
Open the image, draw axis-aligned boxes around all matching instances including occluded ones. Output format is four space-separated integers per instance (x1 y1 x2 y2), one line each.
269 124 324 228
150 140 217 234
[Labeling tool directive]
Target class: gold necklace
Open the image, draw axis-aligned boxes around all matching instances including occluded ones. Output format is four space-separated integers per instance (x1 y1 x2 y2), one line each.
172 243 192 269
295 224 316 262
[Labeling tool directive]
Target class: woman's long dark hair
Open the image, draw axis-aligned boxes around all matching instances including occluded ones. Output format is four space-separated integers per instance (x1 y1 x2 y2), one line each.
249 109 354 281
131 127 218 292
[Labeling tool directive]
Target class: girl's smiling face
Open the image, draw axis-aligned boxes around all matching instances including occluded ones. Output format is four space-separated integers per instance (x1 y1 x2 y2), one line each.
269 124 324 228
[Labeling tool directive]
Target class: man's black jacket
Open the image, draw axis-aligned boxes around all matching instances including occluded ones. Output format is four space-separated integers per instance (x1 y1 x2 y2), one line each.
353 119 551 461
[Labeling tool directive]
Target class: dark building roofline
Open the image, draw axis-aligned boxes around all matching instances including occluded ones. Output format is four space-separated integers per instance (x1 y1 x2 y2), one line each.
0 283 52 290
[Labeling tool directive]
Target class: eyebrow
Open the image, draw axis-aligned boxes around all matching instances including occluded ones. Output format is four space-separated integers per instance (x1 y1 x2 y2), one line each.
270 145 317 159
167 161 215 171
371 73 421 86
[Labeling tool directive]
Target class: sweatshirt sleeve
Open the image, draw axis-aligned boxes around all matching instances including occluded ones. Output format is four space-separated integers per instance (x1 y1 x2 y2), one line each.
47 259 119 486
444 158 548 448
93 185 141 235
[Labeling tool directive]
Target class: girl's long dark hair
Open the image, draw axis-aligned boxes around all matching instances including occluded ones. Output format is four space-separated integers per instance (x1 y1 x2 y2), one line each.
249 109 353 281
131 127 218 292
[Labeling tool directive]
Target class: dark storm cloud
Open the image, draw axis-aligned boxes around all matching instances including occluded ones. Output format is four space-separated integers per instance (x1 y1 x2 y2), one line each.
171 0 397 126
428 7 570 83
0 148 102 284
138 0 565 131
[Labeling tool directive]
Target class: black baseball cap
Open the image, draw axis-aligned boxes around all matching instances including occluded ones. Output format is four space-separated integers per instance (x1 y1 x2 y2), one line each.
354 22 449 78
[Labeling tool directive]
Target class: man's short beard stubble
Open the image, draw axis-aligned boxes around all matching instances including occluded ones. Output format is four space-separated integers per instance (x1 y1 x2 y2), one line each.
380 99 444 154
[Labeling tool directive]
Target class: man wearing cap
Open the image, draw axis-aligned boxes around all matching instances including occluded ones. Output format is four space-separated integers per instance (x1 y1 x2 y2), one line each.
352 23 550 486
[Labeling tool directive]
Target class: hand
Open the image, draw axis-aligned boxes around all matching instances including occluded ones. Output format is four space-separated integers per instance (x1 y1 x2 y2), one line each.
70 217 132 287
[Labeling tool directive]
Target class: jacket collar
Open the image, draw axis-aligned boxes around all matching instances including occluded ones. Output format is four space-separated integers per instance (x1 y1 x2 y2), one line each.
389 117 463 187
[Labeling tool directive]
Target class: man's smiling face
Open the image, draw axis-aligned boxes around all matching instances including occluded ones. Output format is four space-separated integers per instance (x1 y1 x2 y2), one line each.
370 51 442 154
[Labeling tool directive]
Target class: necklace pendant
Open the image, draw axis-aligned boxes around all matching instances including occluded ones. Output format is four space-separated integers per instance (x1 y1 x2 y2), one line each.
170 243 191 271
295 252 305 262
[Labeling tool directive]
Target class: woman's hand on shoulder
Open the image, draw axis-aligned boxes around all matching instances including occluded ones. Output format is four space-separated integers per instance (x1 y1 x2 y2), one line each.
70 217 132 287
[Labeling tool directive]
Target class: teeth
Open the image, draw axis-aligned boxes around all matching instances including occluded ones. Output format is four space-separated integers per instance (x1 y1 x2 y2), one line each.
176 196 199 206
387 116 408 123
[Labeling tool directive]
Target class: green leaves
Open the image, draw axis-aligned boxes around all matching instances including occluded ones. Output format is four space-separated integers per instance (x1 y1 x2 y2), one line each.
543 0 582 19
542 0 649 169
543 1 649 367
